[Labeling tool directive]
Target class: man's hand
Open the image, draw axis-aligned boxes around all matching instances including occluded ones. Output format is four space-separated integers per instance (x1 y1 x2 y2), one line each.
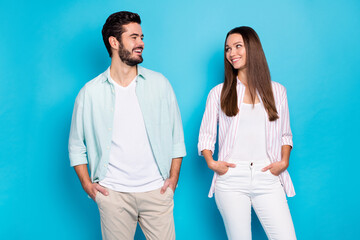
160 157 183 194
160 177 177 194
83 182 109 201
74 164 109 201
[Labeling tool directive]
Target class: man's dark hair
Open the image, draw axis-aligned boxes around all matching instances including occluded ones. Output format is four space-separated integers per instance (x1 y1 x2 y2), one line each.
102 11 141 57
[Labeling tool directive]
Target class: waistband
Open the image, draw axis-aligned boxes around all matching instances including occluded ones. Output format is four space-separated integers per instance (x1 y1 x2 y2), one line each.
227 158 271 166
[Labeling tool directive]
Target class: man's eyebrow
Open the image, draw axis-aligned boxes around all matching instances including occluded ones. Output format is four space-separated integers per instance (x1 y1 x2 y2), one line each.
129 33 144 37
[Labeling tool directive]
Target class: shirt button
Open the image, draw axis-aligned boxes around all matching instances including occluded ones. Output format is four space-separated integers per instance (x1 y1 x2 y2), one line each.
108 128 112 131
107 146 110 149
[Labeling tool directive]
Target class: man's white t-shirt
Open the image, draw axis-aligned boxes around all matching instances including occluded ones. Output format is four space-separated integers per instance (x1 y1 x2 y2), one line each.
99 75 164 192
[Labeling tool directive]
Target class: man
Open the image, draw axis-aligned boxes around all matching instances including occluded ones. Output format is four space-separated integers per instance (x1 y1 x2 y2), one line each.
68 11 186 240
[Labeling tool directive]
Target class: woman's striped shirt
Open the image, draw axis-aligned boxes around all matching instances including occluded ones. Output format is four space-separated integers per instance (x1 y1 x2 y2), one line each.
198 79 295 198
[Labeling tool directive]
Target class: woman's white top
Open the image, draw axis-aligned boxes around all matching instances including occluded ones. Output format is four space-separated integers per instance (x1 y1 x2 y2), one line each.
230 103 269 162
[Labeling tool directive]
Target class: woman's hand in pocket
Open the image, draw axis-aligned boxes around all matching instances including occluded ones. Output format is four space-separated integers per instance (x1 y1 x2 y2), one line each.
209 161 236 176
262 160 288 176
202 150 236 175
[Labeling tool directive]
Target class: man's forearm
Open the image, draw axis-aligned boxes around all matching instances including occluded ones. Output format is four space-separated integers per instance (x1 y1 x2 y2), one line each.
74 164 92 189
169 157 183 182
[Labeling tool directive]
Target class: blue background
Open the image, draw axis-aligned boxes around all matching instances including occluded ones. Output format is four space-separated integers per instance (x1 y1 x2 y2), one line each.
1 0 359 239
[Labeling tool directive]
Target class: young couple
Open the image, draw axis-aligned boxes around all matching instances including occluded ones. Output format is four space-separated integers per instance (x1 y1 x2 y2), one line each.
69 11 296 240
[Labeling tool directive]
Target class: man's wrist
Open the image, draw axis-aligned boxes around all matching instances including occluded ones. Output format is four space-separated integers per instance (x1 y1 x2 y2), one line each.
82 180 93 190
168 175 179 183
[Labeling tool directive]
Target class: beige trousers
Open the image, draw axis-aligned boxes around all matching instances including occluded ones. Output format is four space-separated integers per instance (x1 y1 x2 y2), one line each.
95 187 175 240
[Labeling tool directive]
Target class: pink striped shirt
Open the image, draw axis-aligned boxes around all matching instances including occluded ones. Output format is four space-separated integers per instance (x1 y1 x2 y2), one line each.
198 79 295 198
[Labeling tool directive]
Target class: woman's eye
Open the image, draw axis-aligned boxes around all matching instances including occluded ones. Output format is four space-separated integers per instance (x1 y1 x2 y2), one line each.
225 48 230 52
236 44 242 48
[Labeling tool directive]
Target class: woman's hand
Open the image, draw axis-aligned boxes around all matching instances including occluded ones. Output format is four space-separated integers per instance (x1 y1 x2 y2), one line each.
263 145 292 176
201 150 236 175
209 160 236 175
262 160 289 176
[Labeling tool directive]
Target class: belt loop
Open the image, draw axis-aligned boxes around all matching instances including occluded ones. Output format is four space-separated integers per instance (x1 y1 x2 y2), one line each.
250 162 254 179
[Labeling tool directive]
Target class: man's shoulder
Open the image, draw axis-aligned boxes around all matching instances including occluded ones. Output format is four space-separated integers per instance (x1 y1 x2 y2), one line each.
77 69 108 96
84 70 108 88
138 66 174 96
138 66 168 83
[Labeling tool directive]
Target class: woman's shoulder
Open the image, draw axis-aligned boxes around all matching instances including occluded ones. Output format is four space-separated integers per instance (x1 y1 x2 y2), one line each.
271 81 290 104
271 81 286 90
208 83 223 97
271 81 287 95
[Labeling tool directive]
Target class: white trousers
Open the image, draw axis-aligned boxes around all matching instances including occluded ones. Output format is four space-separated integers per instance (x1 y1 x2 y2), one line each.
215 160 296 240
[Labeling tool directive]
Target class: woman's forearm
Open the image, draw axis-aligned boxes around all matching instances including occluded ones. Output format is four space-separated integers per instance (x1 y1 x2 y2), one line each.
281 145 292 167
202 149 216 170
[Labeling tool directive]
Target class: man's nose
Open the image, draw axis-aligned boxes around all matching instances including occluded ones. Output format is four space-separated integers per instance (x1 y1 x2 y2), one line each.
137 38 144 47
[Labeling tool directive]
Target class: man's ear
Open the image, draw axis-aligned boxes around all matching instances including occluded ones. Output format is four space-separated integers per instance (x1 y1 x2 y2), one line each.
109 36 119 50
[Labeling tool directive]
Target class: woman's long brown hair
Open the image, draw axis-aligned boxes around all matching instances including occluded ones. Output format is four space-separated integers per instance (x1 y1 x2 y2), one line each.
220 26 279 121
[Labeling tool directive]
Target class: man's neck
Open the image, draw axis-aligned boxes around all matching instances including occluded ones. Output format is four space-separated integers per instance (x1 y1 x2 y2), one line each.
110 56 137 87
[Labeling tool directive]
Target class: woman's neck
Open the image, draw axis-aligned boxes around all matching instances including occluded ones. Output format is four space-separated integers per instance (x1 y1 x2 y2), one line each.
237 70 247 86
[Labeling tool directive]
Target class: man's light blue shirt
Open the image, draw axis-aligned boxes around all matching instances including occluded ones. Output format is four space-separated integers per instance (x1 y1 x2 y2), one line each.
68 66 186 182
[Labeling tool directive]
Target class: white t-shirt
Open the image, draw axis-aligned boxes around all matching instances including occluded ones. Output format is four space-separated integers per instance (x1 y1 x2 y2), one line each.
230 103 269 162
99 75 164 192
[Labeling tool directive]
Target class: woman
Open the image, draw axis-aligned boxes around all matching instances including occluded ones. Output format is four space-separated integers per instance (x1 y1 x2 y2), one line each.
198 26 296 240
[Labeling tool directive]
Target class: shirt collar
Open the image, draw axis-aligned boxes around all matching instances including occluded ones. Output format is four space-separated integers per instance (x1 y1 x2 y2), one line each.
137 65 146 80
236 76 263 104
102 65 146 83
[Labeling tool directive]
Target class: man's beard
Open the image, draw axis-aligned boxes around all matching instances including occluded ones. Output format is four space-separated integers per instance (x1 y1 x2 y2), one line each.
118 41 143 66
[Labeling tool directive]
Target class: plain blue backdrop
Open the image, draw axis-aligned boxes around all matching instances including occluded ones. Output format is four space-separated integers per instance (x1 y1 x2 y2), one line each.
1 0 359 239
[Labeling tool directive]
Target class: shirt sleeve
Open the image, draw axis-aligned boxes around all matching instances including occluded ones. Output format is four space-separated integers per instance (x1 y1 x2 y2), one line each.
168 83 187 159
198 88 219 156
280 88 293 147
68 87 88 166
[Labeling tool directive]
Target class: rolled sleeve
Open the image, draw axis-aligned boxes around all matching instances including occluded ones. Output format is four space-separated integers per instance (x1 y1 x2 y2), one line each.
198 89 219 156
68 88 88 166
280 88 293 147
169 85 186 158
